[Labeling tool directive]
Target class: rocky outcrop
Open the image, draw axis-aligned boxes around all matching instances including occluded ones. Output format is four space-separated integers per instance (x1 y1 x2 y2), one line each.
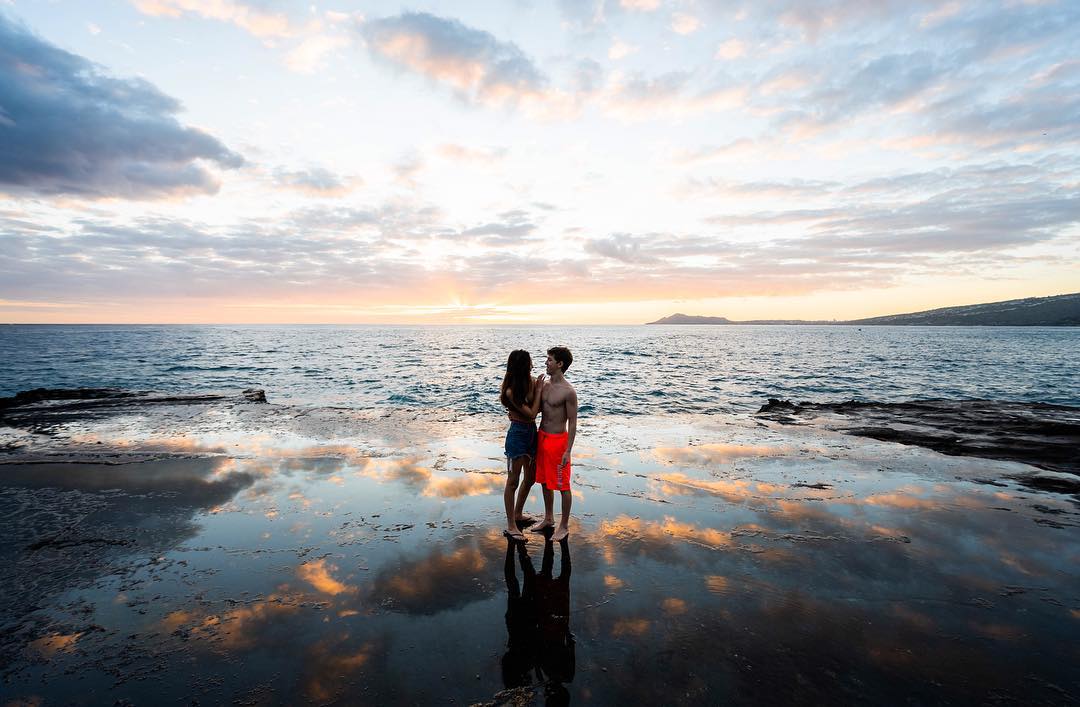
0 387 137 410
0 388 267 431
756 398 1080 475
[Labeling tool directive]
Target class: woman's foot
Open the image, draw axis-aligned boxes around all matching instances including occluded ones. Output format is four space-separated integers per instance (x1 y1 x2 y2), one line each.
552 526 569 541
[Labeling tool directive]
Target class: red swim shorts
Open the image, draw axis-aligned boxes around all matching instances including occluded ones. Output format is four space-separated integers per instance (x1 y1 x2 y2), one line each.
536 430 572 491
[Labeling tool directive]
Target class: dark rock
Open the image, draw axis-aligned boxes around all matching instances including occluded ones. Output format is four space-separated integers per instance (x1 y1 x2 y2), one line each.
756 398 1080 475
757 399 798 414
242 389 267 403
0 388 136 410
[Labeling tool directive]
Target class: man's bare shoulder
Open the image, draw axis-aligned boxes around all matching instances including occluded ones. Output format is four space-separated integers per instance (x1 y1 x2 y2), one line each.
550 379 575 394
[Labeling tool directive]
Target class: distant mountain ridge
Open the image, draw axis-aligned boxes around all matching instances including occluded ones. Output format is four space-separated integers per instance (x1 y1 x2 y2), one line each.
646 292 1080 326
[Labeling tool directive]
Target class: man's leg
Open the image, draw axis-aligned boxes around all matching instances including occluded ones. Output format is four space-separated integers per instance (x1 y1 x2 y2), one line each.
552 490 572 541
513 458 536 523
530 486 555 533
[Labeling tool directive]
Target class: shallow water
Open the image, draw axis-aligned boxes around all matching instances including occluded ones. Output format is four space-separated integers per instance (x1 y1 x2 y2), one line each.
2 324 1078 414
2 399 1077 705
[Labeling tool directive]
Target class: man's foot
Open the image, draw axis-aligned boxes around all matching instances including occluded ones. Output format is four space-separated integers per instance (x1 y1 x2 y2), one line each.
552 527 569 541
503 529 527 543
528 520 554 534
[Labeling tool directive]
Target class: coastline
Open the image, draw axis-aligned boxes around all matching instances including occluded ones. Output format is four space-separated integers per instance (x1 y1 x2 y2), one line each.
1 390 1078 703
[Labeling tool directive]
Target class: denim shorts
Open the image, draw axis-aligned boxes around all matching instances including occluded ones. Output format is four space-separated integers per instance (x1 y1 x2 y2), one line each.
504 421 537 461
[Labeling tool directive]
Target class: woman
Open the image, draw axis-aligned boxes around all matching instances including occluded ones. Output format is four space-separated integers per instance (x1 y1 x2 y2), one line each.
500 349 545 542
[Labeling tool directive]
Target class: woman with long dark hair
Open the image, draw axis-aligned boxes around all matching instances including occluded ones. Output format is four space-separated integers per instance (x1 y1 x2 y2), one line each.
500 349 544 541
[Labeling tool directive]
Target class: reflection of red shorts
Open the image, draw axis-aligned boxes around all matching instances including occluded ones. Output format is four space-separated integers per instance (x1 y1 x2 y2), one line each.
536 430 571 491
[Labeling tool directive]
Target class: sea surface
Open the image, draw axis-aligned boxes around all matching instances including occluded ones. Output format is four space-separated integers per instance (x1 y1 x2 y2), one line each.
1 324 1078 413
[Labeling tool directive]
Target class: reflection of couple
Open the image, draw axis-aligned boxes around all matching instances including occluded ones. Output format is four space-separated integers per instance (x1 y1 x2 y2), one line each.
503 537 575 702
500 347 578 542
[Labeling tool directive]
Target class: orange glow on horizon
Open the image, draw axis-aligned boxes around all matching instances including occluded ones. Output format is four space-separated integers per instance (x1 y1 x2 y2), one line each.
3 276 1075 325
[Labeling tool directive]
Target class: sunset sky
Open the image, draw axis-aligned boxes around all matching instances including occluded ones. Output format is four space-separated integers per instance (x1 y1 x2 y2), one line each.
1 0 1078 323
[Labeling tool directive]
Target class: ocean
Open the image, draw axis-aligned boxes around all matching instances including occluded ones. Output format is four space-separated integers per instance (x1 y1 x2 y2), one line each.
2 324 1078 413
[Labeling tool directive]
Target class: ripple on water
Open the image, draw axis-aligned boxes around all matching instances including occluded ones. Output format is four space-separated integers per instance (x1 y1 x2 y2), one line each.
1 325 1078 415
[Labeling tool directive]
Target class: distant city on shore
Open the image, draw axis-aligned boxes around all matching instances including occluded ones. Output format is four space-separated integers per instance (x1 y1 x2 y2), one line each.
647 292 1080 327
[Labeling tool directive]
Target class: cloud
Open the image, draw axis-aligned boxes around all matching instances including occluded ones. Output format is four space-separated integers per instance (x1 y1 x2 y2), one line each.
714 38 745 60
284 32 350 73
702 162 1080 258
572 58 605 93
459 210 538 245
603 71 745 120
762 51 941 136
621 0 661 11
392 152 425 186
272 167 358 196
584 235 659 263
555 0 609 30
561 162 1079 299
435 143 507 163
684 177 838 200
9 157 1068 309
674 138 758 163
132 0 292 39
911 81 1080 153
725 0 927 43
919 1 963 29
671 13 702 35
0 15 243 199
609 38 638 60
361 12 549 108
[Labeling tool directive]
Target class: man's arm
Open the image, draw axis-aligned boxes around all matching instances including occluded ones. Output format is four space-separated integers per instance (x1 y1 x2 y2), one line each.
559 388 578 470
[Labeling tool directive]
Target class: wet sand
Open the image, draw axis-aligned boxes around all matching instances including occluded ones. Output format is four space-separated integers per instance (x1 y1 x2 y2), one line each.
1 392 1078 705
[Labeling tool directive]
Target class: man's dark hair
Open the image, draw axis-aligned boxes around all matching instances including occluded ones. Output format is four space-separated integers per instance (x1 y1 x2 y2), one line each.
548 346 573 373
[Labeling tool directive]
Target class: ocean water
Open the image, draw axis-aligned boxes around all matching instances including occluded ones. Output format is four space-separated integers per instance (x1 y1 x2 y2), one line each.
1 324 1077 414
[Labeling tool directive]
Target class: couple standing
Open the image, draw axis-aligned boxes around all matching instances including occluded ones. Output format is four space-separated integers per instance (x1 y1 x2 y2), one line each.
500 346 578 543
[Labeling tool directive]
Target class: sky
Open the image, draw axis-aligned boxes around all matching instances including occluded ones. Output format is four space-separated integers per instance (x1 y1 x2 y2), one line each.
1 0 1078 324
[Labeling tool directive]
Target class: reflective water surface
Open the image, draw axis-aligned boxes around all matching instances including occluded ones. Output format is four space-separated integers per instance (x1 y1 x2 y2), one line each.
1 402 1078 705
3 324 1079 413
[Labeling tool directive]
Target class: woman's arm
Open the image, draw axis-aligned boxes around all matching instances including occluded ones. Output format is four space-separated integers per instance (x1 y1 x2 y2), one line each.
504 375 545 421
522 375 545 418
504 386 532 421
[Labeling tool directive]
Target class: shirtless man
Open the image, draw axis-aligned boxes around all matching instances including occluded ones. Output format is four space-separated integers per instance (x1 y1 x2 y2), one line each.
528 346 578 542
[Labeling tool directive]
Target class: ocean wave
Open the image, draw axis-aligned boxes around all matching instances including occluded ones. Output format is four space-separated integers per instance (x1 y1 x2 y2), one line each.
2 325 1078 415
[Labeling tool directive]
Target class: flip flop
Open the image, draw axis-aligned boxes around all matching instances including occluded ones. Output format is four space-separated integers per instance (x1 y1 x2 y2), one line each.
503 529 527 543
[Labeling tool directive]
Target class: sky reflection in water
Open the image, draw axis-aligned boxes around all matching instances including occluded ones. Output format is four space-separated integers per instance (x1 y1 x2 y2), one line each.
2 415 1078 705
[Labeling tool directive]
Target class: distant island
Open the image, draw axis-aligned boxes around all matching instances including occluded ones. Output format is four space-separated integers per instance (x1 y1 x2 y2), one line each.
647 292 1080 326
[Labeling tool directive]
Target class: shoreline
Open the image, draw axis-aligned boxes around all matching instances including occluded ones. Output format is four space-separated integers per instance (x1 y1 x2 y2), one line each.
1 390 1078 704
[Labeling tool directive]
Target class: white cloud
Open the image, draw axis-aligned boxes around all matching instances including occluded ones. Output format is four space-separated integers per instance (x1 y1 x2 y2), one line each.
671 13 701 35
620 0 661 11
608 38 638 60
131 0 293 38
715 38 745 60
285 32 350 73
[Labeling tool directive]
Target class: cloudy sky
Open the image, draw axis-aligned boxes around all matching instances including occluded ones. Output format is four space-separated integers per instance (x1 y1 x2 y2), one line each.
1 0 1078 323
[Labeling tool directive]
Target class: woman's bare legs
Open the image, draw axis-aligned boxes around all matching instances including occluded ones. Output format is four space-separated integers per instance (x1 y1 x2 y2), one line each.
504 457 527 537
513 457 536 523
